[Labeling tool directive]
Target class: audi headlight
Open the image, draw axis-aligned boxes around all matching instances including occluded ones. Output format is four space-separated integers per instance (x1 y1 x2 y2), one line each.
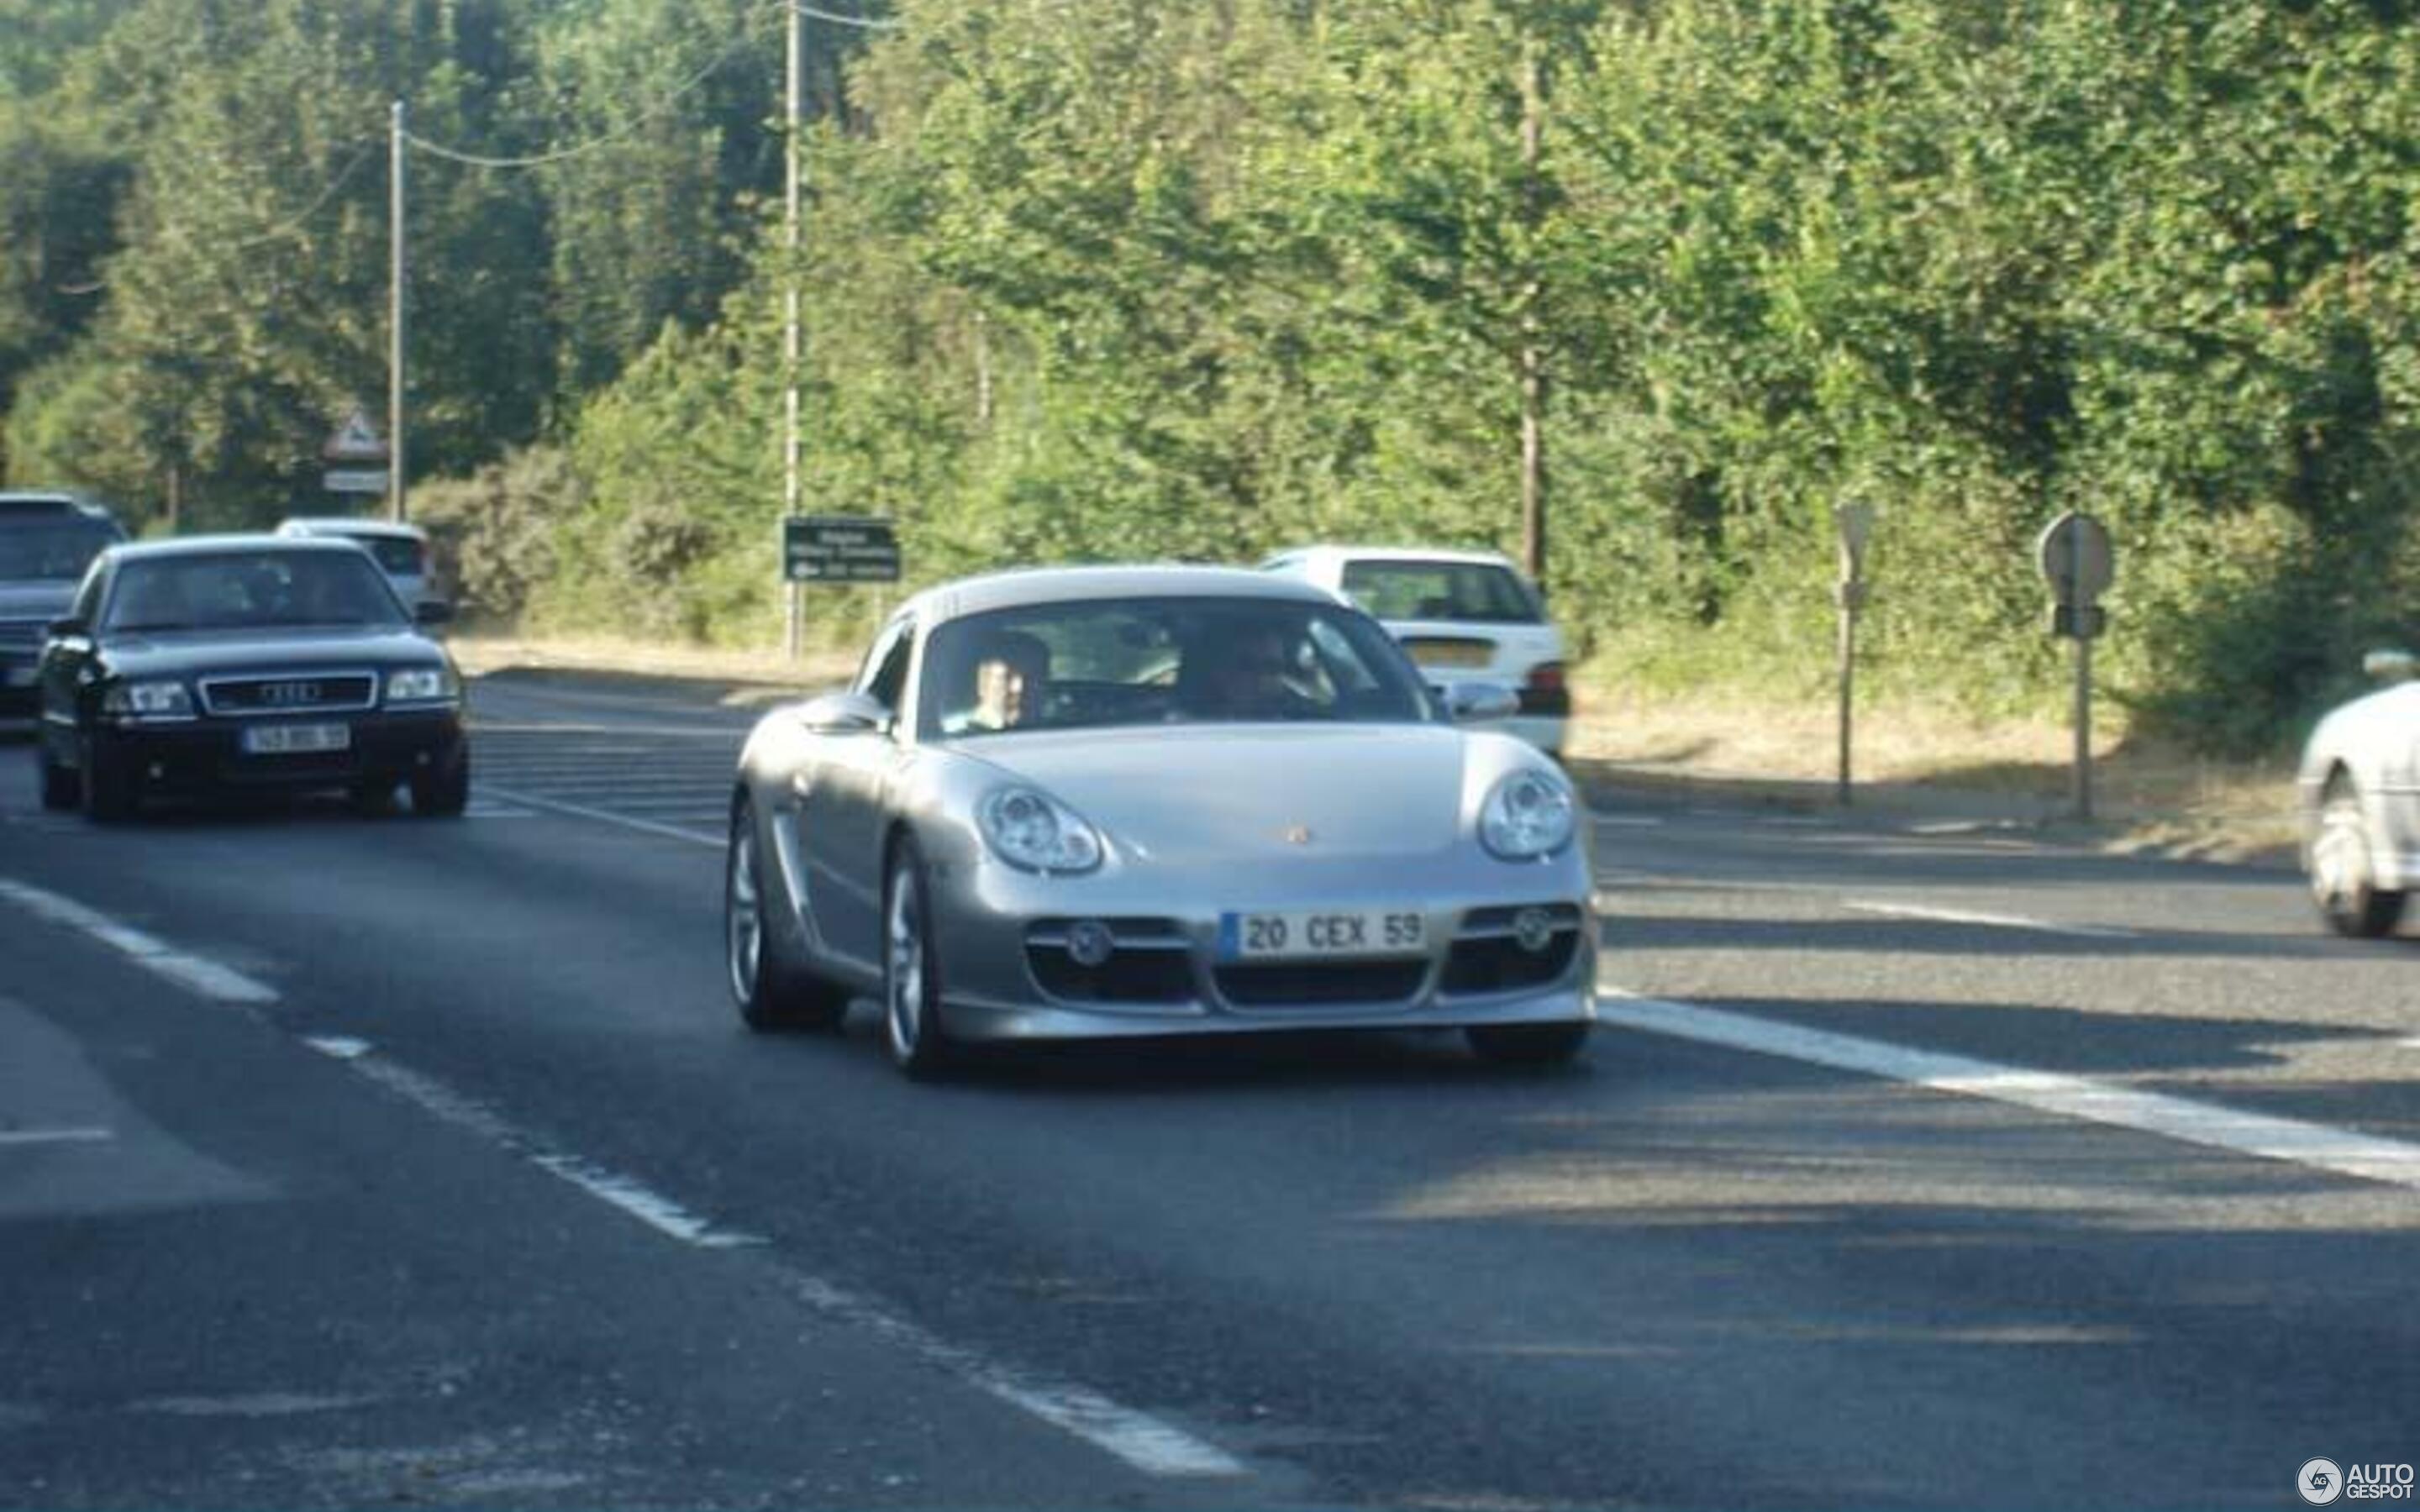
385 665 459 704
1479 768 1575 859
978 786 1104 874
102 680 194 722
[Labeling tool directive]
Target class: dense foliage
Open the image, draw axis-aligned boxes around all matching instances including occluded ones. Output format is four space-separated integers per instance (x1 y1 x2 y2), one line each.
7 0 2418 750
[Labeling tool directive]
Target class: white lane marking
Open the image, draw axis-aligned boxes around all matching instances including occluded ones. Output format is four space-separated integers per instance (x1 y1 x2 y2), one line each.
308 1040 1245 1478
308 1040 762 1247
478 785 723 849
531 1153 764 1250
1595 987 2420 1192
135 1393 379 1419
1841 898 2136 941
0 1126 114 1147
0 878 279 1005
780 1273 1249 1478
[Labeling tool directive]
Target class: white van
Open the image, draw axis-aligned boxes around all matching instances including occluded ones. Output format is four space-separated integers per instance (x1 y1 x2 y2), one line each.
274 517 440 614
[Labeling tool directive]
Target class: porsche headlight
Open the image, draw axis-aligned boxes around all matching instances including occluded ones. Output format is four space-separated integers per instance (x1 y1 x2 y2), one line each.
1480 768 1575 860
978 786 1104 874
102 679 194 722
385 665 459 704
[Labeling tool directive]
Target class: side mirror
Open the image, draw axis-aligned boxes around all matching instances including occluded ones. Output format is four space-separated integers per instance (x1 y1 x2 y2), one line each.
45 617 86 640
2363 648 2417 685
413 598 455 627
1440 680 1521 722
797 690 892 736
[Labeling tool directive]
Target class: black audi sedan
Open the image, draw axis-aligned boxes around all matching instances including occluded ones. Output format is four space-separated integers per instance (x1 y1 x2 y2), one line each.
34 534 469 821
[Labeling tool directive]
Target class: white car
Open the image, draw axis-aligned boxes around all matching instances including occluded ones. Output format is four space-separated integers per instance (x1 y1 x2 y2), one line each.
2298 649 2420 937
274 517 440 613
1261 545 1569 757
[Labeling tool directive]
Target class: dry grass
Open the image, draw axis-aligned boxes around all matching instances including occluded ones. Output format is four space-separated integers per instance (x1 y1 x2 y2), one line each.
1568 681 2302 863
447 630 859 690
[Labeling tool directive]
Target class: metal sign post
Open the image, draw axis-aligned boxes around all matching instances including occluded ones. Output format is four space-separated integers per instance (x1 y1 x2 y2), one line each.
2035 510 2114 821
1833 501 1876 807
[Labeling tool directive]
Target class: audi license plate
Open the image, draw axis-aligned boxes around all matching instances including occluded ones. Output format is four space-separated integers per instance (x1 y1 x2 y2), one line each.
1219 908 1426 961
241 722 350 755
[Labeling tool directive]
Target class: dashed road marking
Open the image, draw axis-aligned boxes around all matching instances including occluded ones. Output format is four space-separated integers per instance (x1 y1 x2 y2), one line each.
1594 986 2420 1193
0 1126 113 1147
478 785 722 849
307 1038 1248 1478
0 878 278 1005
1841 898 2136 941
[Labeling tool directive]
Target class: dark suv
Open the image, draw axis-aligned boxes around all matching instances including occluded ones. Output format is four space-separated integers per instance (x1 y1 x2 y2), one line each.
0 496 125 717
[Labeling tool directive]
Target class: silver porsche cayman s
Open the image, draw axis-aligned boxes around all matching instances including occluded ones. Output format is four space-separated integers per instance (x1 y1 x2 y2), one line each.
723 565 1597 1077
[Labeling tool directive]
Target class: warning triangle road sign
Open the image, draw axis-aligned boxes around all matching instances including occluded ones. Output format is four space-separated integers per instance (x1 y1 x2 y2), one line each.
323 407 389 463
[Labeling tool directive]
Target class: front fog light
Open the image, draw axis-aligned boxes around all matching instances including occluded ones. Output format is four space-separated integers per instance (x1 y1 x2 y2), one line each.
1065 919 1116 967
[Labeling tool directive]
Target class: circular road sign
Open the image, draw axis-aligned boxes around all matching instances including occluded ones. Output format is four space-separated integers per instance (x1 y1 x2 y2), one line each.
2036 510 2114 604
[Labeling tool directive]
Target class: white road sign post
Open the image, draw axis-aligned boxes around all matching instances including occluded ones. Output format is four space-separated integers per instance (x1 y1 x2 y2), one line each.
1834 501 1876 808
2036 510 2114 821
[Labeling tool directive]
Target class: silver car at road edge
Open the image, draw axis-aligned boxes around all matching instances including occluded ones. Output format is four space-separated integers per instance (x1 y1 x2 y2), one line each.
724 565 1597 1077
2299 648 2420 937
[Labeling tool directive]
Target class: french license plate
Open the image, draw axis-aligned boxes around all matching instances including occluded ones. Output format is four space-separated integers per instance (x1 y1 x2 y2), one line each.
1219 908 1426 961
1402 638 1494 669
241 722 350 755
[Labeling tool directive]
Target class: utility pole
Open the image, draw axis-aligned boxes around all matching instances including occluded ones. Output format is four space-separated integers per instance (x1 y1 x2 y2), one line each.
781 3 805 659
1517 36 1547 581
389 98 408 524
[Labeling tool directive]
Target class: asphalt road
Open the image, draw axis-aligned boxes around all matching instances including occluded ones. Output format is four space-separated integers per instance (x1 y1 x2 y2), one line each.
3 669 2417 1509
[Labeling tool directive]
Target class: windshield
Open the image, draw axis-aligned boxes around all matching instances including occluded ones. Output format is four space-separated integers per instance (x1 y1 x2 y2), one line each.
103 550 409 633
342 533 427 577
1339 559 1543 624
918 595 1432 740
0 520 119 582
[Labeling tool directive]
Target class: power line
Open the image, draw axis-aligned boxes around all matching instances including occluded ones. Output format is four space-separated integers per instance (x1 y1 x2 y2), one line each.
793 3 900 29
224 140 382 250
402 0 793 171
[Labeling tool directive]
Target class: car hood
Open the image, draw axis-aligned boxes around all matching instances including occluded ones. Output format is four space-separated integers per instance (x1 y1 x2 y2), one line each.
0 581 76 621
101 625 446 677
966 723 1469 862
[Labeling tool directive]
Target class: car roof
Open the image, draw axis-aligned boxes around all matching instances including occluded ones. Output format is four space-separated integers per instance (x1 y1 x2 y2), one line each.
104 533 378 563
1269 543 1527 572
0 491 117 522
276 516 428 541
908 564 1338 623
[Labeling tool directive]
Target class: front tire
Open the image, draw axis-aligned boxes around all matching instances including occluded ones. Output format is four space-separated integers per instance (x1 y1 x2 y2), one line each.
1466 1021 1591 1067
726 799 849 1033
2312 778 2407 938
882 834 960 1079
